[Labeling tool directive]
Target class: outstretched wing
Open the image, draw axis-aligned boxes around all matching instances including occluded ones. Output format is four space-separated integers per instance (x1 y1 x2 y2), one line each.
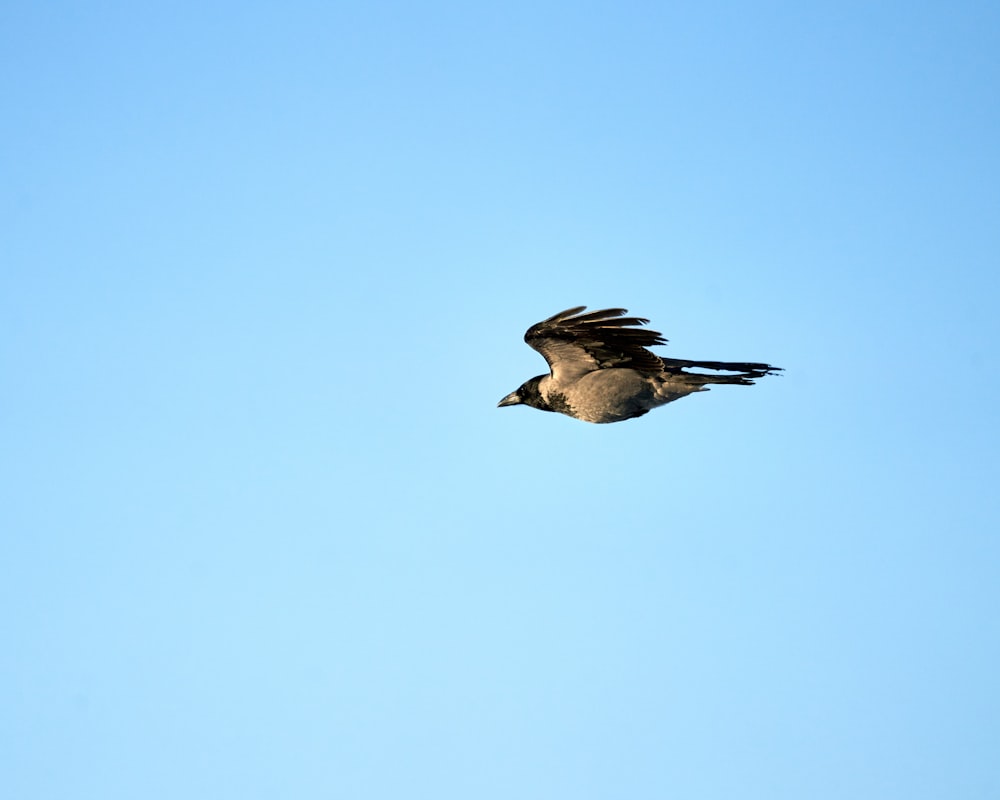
524 306 667 382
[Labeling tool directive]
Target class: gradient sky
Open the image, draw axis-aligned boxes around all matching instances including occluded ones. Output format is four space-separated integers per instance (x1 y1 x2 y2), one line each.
3 2 999 798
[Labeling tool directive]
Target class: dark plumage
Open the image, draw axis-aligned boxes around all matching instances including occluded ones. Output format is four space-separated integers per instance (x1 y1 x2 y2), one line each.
498 306 781 424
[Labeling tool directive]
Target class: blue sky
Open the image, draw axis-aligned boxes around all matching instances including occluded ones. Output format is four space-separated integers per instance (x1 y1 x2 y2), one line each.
2 1 998 798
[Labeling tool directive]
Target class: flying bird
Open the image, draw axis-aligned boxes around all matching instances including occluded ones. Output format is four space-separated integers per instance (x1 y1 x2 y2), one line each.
498 306 781 424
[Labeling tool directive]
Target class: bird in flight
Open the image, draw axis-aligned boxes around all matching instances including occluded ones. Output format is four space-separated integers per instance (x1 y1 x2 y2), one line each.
498 306 781 424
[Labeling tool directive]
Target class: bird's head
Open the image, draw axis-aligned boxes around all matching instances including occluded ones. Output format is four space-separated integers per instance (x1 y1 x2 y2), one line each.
497 376 552 412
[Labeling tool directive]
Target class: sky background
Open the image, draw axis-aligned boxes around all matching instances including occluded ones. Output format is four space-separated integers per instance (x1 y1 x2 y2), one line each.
2 1 999 798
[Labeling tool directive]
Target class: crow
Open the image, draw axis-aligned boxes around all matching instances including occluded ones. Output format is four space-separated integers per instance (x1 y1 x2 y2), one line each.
498 306 781 424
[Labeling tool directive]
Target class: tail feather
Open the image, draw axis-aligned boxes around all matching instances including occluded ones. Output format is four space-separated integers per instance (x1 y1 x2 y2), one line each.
660 357 781 375
658 357 782 387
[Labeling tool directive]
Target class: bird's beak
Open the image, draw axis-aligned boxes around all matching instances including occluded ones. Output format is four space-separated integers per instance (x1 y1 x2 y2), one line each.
497 391 522 408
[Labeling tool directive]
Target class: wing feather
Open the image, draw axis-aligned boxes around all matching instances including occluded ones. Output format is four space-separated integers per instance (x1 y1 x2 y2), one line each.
524 306 667 381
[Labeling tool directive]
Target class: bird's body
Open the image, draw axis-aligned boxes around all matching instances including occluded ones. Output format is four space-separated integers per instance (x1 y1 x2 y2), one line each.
498 306 781 424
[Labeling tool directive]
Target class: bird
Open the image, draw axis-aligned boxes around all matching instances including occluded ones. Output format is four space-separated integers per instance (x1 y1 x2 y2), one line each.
498 306 781 424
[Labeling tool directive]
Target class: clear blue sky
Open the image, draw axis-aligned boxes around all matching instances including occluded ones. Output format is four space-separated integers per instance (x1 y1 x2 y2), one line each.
3 2 998 798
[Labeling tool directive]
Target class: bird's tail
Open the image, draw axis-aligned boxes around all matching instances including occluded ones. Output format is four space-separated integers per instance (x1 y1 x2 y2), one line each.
659 357 782 386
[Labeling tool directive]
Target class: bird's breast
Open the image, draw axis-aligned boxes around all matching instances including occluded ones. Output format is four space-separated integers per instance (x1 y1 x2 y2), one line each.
541 369 653 423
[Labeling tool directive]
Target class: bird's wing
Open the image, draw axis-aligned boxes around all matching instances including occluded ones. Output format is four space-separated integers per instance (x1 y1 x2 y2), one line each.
524 306 667 382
